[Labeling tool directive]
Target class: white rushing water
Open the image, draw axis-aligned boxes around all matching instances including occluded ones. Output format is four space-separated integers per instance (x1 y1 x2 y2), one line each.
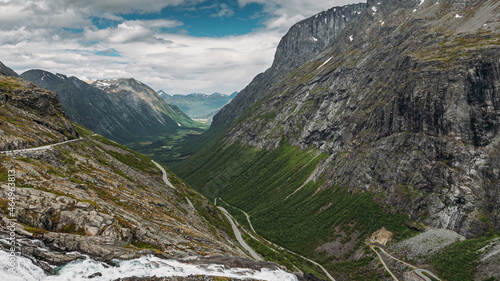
0 250 298 281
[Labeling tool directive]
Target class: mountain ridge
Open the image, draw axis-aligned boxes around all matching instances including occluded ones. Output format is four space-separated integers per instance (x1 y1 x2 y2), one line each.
20 71 197 144
218 0 500 237
212 2 369 127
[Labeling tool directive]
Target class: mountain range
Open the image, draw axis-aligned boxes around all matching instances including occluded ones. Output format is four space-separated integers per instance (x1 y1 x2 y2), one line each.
158 91 238 120
20 71 197 144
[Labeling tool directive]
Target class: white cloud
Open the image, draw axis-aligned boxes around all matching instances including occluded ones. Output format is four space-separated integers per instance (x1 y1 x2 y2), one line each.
241 0 365 32
264 13 306 31
0 0 364 95
210 3 235 18
83 19 182 44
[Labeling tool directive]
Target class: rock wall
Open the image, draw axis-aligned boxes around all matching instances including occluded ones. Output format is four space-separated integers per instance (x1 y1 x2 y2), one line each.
218 0 500 237
212 3 368 127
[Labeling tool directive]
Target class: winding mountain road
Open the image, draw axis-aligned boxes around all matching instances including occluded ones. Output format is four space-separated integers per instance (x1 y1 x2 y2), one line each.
151 160 176 189
217 206 262 261
216 197 257 233
370 245 399 281
0 138 83 155
370 245 441 281
215 198 336 281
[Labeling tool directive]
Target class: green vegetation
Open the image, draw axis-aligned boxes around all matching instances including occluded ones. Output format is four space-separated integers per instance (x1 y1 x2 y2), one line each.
174 141 415 265
61 223 86 235
212 277 231 281
326 257 381 281
130 122 230 165
23 225 49 235
130 239 157 249
176 182 236 241
243 233 328 279
0 165 9 181
72 111 212 166
75 123 158 174
0 77 22 90
416 32 500 65
430 236 498 281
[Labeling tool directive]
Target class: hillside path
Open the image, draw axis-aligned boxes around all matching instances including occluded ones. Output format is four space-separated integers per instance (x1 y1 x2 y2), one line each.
0 138 83 155
370 245 441 281
151 160 176 189
215 197 336 281
217 206 262 261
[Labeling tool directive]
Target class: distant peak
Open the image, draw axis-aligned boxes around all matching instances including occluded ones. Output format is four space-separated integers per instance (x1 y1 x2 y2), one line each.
0 61 20 77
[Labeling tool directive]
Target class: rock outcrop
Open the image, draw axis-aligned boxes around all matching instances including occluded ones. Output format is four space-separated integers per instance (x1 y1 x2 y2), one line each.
212 3 368 127
0 73 244 268
0 74 78 150
369 227 394 246
219 0 500 237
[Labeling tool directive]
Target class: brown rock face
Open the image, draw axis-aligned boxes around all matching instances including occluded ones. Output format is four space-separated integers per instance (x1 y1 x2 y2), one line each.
369 227 394 246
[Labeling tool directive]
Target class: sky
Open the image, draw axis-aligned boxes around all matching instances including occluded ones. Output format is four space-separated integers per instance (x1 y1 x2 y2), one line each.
0 0 363 95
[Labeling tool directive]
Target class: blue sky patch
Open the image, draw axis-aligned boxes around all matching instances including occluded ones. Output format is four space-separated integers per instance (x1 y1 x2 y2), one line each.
93 49 121 57
113 0 266 37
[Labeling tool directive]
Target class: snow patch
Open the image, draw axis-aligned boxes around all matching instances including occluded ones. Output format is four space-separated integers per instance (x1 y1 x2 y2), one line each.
349 35 354 42
317 56 333 70
371 6 377 12
311 36 318 42
419 0 425 6
455 14 463 18
93 80 112 89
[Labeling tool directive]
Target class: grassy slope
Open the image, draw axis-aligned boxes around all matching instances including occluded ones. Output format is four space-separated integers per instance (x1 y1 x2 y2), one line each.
74 123 232 232
173 140 416 278
134 123 227 165
429 236 498 281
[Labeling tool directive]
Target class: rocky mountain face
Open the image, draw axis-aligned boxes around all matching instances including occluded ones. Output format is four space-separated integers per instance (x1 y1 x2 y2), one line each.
175 0 500 279
0 61 19 77
20 71 197 144
160 91 237 120
0 72 258 274
220 0 500 237
91 78 195 127
0 74 78 151
212 2 368 127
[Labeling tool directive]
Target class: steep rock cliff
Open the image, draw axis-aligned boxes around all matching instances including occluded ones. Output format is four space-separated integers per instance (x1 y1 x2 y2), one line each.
222 0 500 237
212 3 368 127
